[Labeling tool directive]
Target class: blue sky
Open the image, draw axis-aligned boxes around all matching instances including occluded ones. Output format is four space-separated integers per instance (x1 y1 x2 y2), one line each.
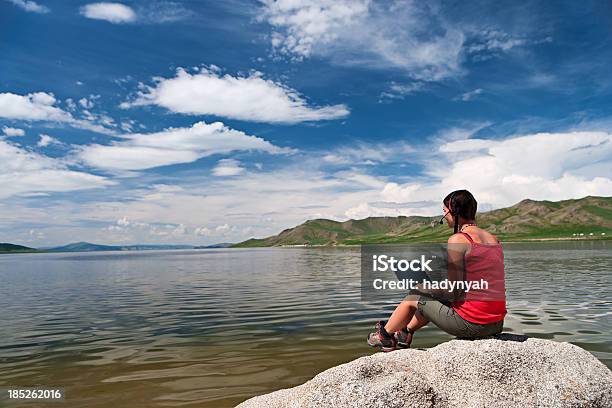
1 0 611 246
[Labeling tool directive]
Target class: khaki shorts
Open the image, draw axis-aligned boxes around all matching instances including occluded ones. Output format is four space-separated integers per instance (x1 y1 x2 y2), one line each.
410 295 503 338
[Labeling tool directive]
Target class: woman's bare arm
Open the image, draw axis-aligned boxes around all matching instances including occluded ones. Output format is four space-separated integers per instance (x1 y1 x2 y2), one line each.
445 234 468 301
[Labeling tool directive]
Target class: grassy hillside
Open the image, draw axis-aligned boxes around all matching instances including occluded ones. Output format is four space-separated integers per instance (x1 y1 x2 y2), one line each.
233 196 612 247
0 243 39 253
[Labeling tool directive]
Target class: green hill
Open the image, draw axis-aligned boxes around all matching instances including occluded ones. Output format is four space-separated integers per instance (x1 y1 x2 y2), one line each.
233 196 612 247
0 243 39 253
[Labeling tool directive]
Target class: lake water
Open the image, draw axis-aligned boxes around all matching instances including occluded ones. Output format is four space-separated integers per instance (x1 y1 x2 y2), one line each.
0 241 610 407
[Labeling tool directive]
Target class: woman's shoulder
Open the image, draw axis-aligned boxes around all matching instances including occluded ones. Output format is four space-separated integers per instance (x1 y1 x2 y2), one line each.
474 227 500 245
475 228 500 244
448 228 499 245
448 233 471 244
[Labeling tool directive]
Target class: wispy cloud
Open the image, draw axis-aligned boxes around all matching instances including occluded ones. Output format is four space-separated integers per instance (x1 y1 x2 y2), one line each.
212 159 245 176
6 0 49 14
454 88 483 101
259 0 464 81
138 1 193 23
0 139 112 200
465 28 552 61
258 1 558 85
379 81 425 101
321 142 414 166
77 121 293 171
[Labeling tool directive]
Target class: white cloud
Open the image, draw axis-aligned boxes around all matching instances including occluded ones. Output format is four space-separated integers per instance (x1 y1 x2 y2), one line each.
259 2 554 82
344 202 421 219
80 1 192 24
78 120 292 171
194 226 211 236
25 163 384 245
0 91 115 135
80 2 136 23
259 0 465 81
2 126 25 137
212 159 245 176
0 92 72 121
122 67 349 123
149 223 186 237
356 131 612 218
4 127 610 245
261 0 370 58
37 134 62 147
0 139 113 199
215 224 231 234
7 0 49 14
78 95 99 109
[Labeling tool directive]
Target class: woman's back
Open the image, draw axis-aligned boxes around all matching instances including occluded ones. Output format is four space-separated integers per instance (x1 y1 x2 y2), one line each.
461 225 498 244
451 227 507 324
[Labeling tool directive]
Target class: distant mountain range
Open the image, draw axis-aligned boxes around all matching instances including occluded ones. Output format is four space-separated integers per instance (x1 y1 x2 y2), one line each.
46 242 196 252
193 243 233 249
0 242 231 254
2 196 610 253
233 196 612 247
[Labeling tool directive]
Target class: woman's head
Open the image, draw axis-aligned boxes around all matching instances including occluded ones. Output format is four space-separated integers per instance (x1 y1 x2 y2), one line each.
442 190 477 233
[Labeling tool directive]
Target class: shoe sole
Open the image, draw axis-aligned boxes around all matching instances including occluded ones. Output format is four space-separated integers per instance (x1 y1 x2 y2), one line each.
367 336 396 352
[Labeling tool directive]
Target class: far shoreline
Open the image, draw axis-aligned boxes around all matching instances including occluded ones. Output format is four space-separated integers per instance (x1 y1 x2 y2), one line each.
236 236 612 248
1 236 609 254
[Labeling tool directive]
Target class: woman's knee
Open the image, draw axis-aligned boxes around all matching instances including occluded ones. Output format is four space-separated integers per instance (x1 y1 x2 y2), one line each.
414 310 429 322
400 299 418 310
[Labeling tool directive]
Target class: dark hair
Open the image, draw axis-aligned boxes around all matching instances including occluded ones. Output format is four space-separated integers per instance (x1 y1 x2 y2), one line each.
443 190 477 234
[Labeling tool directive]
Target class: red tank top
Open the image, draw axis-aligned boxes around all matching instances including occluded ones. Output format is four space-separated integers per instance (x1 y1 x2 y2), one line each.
451 232 507 324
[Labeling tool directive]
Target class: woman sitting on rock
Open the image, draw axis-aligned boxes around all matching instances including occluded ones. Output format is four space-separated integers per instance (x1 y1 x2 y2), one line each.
368 189 507 351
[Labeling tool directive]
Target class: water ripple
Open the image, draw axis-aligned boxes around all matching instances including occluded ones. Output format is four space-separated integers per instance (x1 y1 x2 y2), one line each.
0 242 610 407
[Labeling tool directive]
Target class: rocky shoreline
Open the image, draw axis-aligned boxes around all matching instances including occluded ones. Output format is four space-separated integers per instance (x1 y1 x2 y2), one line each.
237 336 612 408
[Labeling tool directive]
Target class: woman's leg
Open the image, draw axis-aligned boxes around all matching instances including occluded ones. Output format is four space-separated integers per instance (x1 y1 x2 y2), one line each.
417 296 476 338
384 299 419 333
407 309 429 331
396 310 429 348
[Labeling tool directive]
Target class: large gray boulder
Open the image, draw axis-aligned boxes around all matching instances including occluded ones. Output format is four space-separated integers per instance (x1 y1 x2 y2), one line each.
237 337 612 408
